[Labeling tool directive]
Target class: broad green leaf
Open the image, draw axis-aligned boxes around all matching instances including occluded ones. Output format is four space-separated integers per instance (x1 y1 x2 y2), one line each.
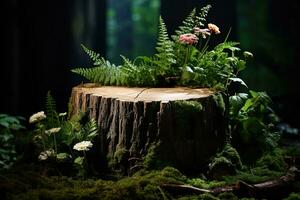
229 77 248 88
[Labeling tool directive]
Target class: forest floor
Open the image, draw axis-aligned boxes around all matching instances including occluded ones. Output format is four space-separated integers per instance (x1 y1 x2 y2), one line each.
1 139 300 200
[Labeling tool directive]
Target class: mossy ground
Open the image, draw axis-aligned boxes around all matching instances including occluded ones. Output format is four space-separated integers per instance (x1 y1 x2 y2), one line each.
1 146 298 200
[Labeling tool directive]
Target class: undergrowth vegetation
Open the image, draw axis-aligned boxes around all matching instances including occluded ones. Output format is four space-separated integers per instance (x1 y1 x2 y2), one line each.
72 5 250 90
0 3 299 200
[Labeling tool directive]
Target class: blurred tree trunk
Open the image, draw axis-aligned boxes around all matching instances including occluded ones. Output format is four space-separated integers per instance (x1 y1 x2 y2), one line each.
107 0 133 64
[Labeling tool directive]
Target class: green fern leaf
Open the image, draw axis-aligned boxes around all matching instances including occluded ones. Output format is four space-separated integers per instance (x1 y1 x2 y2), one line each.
80 44 103 66
45 91 59 127
155 16 176 69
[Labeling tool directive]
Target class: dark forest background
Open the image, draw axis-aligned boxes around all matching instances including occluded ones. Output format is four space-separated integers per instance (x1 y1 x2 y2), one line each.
1 0 300 128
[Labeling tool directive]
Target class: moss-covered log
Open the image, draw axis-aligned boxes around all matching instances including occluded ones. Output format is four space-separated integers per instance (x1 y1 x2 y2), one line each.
70 83 228 173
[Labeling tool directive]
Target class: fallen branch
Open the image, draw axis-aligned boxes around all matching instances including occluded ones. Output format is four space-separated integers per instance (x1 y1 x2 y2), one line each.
161 166 299 198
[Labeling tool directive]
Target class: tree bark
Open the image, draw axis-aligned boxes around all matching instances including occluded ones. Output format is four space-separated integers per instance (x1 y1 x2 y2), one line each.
70 83 228 173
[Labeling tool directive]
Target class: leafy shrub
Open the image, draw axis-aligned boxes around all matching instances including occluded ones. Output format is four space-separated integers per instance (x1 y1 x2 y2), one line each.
229 90 281 162
0 114 24 169
29 92 99 177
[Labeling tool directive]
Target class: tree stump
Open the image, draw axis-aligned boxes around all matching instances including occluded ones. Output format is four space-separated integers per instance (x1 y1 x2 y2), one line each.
70 83 228 174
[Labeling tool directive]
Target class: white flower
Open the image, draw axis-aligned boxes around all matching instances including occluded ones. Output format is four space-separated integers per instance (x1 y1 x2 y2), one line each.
38 149 54 161
29 111 46 124
59 112 67 117
45 127 61 135
73 141 93 151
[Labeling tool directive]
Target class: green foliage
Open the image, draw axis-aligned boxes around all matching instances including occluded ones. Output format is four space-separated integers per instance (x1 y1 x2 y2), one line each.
30 93 99 178
45 91 59 128
155 17 175 69
283 193 300 200
229 90 281 162
72 5 250 90
0 114 24 170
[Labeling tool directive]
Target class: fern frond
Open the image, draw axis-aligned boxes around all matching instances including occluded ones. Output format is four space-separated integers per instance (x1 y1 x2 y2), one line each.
195 4 211 27
84 118 98 140
172 9 196 40
155 16 176 69
72 57 121 85
81 44 103 65
45 91 59 127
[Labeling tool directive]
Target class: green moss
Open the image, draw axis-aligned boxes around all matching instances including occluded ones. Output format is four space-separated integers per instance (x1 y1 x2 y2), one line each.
114 147 129 164
187 178 225 189
1 165 192 200
208 144 242 179
217 192 238 200
221 144 242 169
256 148 287 171
176 193 219 200
212 93 225 115
174 100 203 113
222 166 285 184
143 142 162 169
173 100 204 139
283 192 300 200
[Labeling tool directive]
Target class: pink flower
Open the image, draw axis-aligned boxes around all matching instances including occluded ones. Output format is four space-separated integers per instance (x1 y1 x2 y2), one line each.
193 27 211 39
179 33 199 45
208 23 220 34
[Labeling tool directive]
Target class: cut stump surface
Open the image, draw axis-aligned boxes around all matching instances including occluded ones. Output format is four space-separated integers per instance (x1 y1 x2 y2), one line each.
70 84 228 173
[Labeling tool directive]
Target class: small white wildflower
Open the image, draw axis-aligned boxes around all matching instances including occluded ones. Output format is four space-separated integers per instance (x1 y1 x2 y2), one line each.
59 112 67 117
38 149 55 161
73 141 93 151
29 111 46 124
45 127 61 135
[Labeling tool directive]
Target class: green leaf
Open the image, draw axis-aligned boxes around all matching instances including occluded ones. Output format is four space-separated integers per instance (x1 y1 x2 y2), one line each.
229 77 248 88
74 156 84 166
236 60 246 72
229 93 249 115
56 153 70 160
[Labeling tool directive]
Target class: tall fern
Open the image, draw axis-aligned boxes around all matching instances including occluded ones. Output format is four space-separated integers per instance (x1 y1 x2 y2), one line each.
81 44 102 65
154 16 176 71
195 4 211 27
45 91 59 128
172 9 197 40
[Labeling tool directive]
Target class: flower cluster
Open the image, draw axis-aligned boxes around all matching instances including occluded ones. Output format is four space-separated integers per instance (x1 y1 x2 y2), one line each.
180 23 220 44
29 111 46 124
73 141 93 151
179 33 199 45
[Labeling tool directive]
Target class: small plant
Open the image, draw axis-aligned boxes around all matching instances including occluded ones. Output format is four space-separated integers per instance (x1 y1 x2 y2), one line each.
229 90 281 162
29 92 99 177
0 114 25 170
72 5 251 90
